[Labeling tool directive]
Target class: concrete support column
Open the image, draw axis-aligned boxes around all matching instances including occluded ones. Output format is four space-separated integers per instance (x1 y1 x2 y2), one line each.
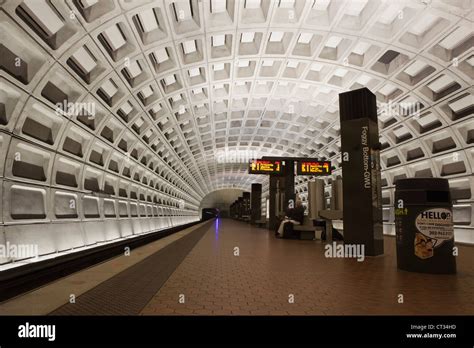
308 180 325 220
237 197 243 219
284 160 295 207
230 202 236 218
250 183 262 224
276 177 283 216
330 178 343 211
243 192 250 219
339 88 384 256
268 176 278 230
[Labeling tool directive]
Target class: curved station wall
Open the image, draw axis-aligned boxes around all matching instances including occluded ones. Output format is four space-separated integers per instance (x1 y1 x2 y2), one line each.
0 0 472 270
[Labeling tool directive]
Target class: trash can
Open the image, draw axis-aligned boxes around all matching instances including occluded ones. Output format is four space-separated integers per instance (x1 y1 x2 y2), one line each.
395 178 456 274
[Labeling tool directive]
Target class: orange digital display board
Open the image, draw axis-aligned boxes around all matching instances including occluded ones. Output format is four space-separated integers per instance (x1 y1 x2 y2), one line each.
297 161 331 176
249 160 283 175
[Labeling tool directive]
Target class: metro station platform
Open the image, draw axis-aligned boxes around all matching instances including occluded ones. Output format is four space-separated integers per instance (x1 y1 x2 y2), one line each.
1 218 473 316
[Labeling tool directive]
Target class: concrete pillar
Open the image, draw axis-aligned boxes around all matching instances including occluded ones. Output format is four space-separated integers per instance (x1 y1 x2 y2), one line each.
275 177 282 216
230 202 236 218
339 87 384 256
243 192 250 219
268 176 278 230
237 197 243 219
284 160 295 208
308 180 325 219
251 183 262 224
330 178 343 211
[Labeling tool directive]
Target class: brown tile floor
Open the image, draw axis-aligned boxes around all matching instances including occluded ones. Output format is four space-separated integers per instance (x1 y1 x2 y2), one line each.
140 218 474 316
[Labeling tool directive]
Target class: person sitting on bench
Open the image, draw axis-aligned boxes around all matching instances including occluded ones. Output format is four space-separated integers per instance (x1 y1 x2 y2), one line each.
276 197 305 238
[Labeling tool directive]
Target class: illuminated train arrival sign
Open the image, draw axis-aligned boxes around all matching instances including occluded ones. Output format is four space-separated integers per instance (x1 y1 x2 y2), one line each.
249 159 283 175
249 158 332 176
297 160 332 176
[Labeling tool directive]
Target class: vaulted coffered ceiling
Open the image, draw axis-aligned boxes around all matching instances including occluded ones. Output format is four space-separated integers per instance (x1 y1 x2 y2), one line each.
1 0 472 203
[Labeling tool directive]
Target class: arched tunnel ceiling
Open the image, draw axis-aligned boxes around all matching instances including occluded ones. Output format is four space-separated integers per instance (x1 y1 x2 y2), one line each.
0 0 473 203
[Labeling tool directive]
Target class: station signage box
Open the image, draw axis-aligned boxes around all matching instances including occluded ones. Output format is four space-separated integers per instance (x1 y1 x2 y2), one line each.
249 159 283 175
297 161 332 176
339 87 384 256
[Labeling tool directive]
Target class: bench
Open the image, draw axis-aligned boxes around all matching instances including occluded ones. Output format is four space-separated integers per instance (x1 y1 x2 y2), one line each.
255 218 267 228
318 210 343 242
242 215 251 221
293 216 323 240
